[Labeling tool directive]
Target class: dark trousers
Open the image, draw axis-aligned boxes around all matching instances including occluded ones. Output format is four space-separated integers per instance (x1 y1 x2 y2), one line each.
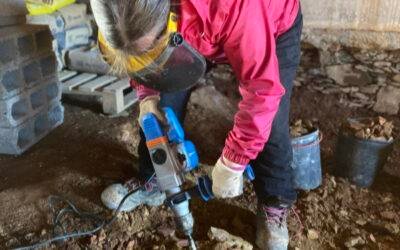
138 11 303 207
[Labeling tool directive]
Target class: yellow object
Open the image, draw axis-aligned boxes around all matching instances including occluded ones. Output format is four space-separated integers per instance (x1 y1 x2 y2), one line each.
98 12 178 72
26 0 76 15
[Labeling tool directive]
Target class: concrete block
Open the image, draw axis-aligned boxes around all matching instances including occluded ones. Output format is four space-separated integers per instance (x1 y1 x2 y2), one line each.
0 25 52 68
0 101 64 155
0 78 61 128
35 29 53 55
47 102 64 128
0 94 30 128
29 78 61 114
0 0 26 26
0 0 27 16
0 68 24 100
0 38 16 65
17 33 35 56
40 54 57 78
1 52 58 100
46 80 61 102
22 60 41 87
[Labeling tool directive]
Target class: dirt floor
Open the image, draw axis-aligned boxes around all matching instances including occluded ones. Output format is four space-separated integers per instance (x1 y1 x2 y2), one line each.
0 67 399 249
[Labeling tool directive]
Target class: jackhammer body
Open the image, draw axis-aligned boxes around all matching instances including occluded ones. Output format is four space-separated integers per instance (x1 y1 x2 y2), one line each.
141 108 255 249
141 107 199 248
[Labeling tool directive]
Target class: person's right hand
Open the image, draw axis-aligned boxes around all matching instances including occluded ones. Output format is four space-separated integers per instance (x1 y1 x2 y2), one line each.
138 95 166 127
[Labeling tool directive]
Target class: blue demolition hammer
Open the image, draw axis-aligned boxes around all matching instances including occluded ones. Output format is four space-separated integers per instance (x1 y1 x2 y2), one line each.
141 107 254 249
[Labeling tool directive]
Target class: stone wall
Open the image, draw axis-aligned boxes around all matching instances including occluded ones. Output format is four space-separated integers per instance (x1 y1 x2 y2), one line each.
298 44 400 115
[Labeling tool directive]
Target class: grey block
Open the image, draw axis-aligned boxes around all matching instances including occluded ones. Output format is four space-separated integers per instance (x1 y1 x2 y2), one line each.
0 0 26 26
0 94 30 128
0 15 26 27
22 60 41 87
0 68 24 99
0 0 27 16
0 25 52 69
35 29 53 53
1 52 58 100
17 33 35 55
0 102 64 155
0 78 61 128
40 54 57 78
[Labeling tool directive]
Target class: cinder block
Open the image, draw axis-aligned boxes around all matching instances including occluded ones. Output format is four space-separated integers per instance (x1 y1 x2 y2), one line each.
47 102 64 128
1 52 58 100
46 80 61 102
0 102 64 155
22 60 41 87
28 78 61 116
35 29 53 54
0 25 52 68
0 115 33 155
34 112 48 138
0 0 26 27
0 68 24 100
0 38 16 65
0 78 61 128
0 94 30 128
40 54 57 78
30 87 46 110
17 34 35 56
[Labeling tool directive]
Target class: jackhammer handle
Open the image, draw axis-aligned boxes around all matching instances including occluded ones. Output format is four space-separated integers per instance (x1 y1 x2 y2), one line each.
244 165 255 181
194 165 255 202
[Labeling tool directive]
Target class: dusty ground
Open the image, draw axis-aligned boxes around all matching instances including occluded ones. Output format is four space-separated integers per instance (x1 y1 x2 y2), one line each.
0 67 399 249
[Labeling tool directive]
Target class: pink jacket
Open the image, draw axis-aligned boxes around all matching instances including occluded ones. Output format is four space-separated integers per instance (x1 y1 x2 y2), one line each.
132 0 300 165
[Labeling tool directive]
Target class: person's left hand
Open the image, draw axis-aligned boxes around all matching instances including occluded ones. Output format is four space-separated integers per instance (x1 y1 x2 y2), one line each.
211 157 245 198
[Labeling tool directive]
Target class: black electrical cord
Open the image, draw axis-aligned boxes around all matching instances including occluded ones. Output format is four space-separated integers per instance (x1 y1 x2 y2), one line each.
12 185 143 250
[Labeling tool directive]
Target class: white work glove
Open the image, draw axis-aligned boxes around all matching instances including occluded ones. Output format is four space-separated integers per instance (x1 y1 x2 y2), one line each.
138 95 166 127
211 157 245 198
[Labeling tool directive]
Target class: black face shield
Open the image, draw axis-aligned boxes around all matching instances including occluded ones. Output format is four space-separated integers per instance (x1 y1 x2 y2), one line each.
129 33 206 93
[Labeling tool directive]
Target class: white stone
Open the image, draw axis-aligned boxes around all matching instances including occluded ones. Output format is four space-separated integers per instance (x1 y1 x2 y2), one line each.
326 64 371 86
359 85 379 94
374 61 392 68
373 86 400 115
392 74 400 83
208 227 253 250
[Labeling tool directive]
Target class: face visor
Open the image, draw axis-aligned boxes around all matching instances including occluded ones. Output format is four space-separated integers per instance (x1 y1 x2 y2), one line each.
98 12 206 93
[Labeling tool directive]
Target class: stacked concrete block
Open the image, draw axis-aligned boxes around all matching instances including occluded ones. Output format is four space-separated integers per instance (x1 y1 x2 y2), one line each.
0 0 27 27
0 79 61 127
0 102 64 154
0 24 63 155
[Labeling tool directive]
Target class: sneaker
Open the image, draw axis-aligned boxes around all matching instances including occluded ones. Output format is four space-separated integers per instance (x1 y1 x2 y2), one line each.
256 203 289 250
101 176 166 212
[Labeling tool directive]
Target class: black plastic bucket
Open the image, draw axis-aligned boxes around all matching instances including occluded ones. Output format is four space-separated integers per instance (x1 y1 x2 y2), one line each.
334 131 394 188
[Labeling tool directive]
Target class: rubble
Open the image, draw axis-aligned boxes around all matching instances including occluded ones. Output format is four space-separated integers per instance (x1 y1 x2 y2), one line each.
307 229 319 240
342 117 394 142
297 45 400 114
290 119 317 137
344 236 365 248
325 64 371 86
208 227 253 250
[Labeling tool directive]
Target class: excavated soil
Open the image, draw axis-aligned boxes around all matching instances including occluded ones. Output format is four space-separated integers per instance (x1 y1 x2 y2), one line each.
0 67 399 249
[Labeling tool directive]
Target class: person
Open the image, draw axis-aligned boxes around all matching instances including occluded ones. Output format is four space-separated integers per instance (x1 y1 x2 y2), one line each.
90 0 302 249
